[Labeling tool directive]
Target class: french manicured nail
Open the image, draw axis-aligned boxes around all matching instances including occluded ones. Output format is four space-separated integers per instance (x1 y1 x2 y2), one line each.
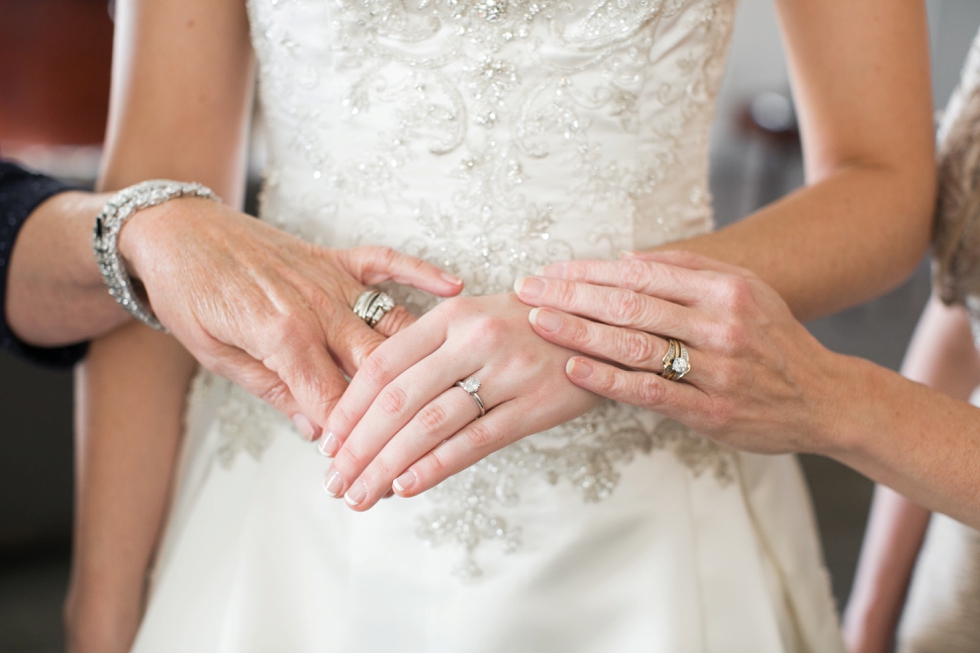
345 481 367 507
318 432 339 457
566 358 593 378
529 308 562 332
324 471 344 497
291 414 318 441
441 271 463 285
514 276 545 298
393 469 418 493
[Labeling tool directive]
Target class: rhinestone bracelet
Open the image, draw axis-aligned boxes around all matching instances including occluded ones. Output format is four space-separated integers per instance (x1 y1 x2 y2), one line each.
92 179 221 331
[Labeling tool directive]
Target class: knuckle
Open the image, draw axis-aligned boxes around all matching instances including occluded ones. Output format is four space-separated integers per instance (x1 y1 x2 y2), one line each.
553 279 577 306
416 403 450 434
619 260 649 287
715 322 749 354
368 456 398 482
464 422 497 451
635 377 666 406
426 447 451 480
336 444 368 475
705 399 736 432
610 289 643 320
621 331 655 366
475 317 509 347
255 382 292 413
717 276 753 310
359 352 393 388
377 385 409 418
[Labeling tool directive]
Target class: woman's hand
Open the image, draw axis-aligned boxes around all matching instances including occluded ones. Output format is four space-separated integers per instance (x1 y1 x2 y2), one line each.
320 293 602 510
516 250 845 454
121 199 464 440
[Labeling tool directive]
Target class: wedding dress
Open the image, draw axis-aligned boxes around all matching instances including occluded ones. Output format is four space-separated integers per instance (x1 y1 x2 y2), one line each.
130 0 844 650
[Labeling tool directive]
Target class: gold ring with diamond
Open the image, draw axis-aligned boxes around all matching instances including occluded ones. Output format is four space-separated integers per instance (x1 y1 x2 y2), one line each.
455 376 486 417
661 338 691 382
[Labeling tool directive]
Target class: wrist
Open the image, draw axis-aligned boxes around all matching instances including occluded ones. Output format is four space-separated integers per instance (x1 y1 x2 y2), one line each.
802 348 874 458
116 201 172 282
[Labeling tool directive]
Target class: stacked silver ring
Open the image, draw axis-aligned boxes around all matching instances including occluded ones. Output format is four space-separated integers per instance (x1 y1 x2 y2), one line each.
353 290 396 328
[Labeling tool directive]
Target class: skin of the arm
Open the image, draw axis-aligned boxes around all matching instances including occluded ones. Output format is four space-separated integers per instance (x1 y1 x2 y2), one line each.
5 191 121 346
65 0 255 650
842 297 980 653
663 0 935 322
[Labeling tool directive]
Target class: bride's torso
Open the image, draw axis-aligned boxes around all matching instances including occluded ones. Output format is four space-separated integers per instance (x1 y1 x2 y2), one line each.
131 1 847 650
250 0 732 296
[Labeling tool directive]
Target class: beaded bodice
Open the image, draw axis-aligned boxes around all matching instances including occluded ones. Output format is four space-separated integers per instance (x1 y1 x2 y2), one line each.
248 0 736 290
203 0 740 576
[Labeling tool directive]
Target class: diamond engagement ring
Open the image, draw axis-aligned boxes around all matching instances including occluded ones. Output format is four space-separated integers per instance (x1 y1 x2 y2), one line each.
352 291 395 328
661 338 691 382
455 376 486 417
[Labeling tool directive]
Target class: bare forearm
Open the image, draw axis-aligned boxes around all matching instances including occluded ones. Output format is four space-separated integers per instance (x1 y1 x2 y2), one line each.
6 191 128 346
820 356 980 529
68 324 197 651
843 485 930 651
663 164 932 321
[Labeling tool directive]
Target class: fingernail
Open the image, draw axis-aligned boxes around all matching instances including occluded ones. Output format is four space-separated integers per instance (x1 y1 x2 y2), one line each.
393 469 418 493
566 358 593 378
318 431 340 457
324 471 345 497
345 481 367 507
514 276 545 298
291 414 319 442
529 308 562 332
441 271 463 285
620 251 638 259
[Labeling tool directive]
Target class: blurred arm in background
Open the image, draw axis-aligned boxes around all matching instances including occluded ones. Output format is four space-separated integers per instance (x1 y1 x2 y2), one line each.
842 296 980 653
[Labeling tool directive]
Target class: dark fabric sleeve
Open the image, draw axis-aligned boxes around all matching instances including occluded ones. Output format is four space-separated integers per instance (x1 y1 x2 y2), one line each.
0 159 89 368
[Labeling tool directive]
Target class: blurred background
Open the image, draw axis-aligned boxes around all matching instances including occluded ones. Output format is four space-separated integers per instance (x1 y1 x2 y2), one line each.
1 0 979 650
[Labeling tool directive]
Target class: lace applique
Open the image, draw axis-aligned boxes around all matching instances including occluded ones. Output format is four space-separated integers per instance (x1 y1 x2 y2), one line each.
242 0 739 575
192 373 290 469
419 402 734 579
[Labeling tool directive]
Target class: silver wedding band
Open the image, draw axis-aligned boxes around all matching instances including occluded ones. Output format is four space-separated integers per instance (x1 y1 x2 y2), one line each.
353 291 395 328
455 376 486 417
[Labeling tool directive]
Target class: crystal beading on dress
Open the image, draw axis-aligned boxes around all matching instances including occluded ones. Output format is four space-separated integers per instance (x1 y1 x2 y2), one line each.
188 0 738 577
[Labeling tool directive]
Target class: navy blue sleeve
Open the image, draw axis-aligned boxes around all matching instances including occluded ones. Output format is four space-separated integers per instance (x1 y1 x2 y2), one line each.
0 160 89 368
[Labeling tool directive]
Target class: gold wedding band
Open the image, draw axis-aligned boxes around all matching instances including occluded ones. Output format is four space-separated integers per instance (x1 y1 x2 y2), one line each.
661 338 691 381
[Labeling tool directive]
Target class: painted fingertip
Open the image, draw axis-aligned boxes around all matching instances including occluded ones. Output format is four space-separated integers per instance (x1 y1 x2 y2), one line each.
318 431 340 457
566 358 593 378
514 275 545 298
529 307 561 332
393 469 418 494
345 480 368 507
324 470 345 497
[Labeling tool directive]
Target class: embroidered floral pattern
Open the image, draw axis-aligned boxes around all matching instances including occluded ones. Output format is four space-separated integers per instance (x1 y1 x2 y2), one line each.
205 0 741 575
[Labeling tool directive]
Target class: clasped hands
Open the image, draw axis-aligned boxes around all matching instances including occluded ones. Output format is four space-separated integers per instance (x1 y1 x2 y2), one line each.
321 249 840 511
